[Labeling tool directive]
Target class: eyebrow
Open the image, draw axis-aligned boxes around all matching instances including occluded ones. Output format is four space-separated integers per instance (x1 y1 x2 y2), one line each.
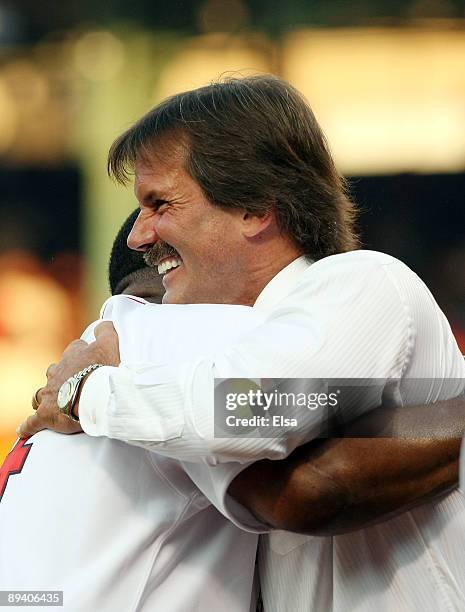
136 188 169 207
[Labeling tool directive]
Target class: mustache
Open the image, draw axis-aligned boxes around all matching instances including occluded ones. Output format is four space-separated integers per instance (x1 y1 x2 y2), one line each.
143 242 180 267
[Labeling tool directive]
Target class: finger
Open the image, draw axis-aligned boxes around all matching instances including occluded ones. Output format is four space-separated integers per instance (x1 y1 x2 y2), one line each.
31 387 43 410
94 321 120 365
46 363 57 379
17 410 82 439
61 339 88 360
65 339 88 350
94 321 117 339
16 412 45 439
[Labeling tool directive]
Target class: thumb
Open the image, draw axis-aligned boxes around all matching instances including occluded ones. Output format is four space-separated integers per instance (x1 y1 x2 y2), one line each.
94 320 117 340
94 321 120 365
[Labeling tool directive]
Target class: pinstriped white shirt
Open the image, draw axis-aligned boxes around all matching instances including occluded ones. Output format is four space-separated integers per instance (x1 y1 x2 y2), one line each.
80 250 465 610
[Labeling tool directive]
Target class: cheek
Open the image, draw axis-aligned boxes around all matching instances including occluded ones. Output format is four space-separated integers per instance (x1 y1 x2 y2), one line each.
153 214 176 242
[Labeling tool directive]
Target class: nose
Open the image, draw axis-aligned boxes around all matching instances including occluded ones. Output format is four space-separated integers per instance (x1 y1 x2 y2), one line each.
127 211 159 251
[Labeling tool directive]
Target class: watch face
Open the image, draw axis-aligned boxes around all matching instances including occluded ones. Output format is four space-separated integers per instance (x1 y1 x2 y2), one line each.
57 379 75 410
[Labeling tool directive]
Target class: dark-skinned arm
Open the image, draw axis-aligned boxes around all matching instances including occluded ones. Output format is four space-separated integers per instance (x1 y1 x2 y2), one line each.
229 395 465 535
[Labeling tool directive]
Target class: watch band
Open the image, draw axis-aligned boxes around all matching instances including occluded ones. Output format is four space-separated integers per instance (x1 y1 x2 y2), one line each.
59 363 105 422
74 363 105 383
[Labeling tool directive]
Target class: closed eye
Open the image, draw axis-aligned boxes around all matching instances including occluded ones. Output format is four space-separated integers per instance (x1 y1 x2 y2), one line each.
146 199 170 212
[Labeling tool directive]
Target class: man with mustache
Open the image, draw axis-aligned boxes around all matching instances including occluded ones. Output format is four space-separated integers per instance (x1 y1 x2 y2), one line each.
20 75 465 611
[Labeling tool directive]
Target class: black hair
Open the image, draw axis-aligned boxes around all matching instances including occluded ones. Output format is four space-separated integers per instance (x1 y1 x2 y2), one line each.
108 209 146 295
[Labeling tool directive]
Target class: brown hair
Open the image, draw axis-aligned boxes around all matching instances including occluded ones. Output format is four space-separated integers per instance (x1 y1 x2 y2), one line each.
108 75 359 260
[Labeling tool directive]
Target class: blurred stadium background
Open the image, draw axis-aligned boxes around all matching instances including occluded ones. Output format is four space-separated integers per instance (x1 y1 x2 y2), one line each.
0 0 464 460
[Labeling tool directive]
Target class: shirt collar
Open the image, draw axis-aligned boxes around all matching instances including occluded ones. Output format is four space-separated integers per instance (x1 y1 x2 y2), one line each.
253 255 312 313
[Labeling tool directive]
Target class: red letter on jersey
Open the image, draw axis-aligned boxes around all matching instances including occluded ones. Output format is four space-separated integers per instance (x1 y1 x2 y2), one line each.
0 439 33 503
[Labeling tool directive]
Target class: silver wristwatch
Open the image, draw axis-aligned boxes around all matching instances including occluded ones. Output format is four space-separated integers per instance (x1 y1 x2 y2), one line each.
57 364 104 421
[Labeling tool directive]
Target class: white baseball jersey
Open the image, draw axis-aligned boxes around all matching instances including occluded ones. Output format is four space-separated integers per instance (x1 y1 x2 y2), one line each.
78 250 465 611
0 300 268 612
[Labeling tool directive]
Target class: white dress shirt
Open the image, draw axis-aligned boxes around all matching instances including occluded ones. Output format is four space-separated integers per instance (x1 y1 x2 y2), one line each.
78 250 465 611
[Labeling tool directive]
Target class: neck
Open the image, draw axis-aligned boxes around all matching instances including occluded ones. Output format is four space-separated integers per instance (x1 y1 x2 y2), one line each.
235 242 303 306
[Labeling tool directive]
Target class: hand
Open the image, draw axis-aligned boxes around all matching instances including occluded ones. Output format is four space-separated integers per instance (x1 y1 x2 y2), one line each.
17 322 120 438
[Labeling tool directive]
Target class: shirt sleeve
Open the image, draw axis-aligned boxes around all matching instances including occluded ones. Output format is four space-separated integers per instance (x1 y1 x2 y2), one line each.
79 256 416 465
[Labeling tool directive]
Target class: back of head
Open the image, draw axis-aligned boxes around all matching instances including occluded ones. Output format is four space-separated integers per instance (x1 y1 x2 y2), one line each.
109 209 164 303
108 74 359 261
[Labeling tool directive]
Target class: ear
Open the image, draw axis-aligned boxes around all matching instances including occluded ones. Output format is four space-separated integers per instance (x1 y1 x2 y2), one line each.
241 210 274 238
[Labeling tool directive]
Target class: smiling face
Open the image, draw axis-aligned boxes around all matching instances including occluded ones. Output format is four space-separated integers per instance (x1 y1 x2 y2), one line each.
127 143 252 305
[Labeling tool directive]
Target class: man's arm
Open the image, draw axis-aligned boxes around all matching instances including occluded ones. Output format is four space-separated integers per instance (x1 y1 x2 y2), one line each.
18 322 464 534
19 259 430 461
229 396 465 535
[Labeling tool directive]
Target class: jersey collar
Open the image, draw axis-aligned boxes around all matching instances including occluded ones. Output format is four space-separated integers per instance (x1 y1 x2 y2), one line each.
253 255 312 313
